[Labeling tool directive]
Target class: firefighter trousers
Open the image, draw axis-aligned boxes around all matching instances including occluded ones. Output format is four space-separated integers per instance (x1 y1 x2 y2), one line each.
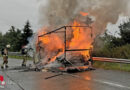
1 55 8 68
22 55 27 66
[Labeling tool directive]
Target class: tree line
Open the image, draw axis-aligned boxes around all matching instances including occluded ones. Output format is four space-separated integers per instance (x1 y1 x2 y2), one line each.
0 21 33 52
93 19 130 59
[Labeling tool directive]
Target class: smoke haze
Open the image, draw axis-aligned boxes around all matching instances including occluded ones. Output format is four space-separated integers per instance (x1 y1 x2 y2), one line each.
38 0 130 34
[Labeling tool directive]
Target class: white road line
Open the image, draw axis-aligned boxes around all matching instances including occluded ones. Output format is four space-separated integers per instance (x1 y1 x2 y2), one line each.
95 79 130 89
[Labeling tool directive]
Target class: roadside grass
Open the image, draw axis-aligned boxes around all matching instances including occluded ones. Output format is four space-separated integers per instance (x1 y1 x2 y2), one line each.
0 55 33 60
93 61 130 72
93 44 130 59
92 44 130 72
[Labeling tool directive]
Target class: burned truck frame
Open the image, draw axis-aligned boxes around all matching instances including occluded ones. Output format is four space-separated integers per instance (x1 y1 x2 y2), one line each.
37 25 93 66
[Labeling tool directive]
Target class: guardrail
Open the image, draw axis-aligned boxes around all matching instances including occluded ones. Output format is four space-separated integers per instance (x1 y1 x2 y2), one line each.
2 52 130 64
0 52 22 56
8 52 22 56
93 57 130 64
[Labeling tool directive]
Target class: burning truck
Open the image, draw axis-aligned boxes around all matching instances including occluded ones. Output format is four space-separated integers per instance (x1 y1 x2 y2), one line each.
33 12 95 72
28 0 130 73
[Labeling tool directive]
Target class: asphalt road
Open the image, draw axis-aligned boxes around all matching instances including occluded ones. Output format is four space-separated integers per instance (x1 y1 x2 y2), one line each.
0 58 130 90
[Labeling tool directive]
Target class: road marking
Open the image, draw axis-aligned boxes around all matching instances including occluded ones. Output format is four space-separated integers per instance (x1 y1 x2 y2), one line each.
2 71 25 90
64 73 130 90
95 79 130 89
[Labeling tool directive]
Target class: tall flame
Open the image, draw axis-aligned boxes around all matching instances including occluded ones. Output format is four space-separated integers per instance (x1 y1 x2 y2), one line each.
80 11 89 16
37 28 64 63
37 12 93 63
69 20 93 58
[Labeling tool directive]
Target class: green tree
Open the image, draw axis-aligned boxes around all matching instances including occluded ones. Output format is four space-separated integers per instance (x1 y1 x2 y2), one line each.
21 21 33 46
3 26 23 51
109 19 130 47
93 19 130 58
119 19 130 44
0 21 33 52
101 20 130 48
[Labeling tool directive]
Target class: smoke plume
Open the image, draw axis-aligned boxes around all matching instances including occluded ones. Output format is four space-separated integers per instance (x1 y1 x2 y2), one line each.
34 0 130 66
38 0 130 34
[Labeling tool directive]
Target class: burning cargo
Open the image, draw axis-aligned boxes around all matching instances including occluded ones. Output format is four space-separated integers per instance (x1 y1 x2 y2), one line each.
32 0 130 73
34 13 95 72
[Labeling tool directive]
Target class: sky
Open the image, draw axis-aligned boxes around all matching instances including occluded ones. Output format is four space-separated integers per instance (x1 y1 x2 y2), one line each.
106 16 129 37
0 0 39 34
0 0 129 35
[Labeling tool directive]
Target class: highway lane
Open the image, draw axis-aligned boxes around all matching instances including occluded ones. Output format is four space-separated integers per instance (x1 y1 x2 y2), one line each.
0 58 130 90
35 69 130 90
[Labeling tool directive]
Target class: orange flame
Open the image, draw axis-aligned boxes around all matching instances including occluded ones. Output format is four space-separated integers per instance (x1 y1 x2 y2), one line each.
37 13 93 63
37 28 64 63
80 11 89 16
69 20 93 59
85 76 91 80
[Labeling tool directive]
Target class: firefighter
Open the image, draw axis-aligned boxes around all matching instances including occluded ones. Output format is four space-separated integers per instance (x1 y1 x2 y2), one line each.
1 45 10 69
21 46 28 67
